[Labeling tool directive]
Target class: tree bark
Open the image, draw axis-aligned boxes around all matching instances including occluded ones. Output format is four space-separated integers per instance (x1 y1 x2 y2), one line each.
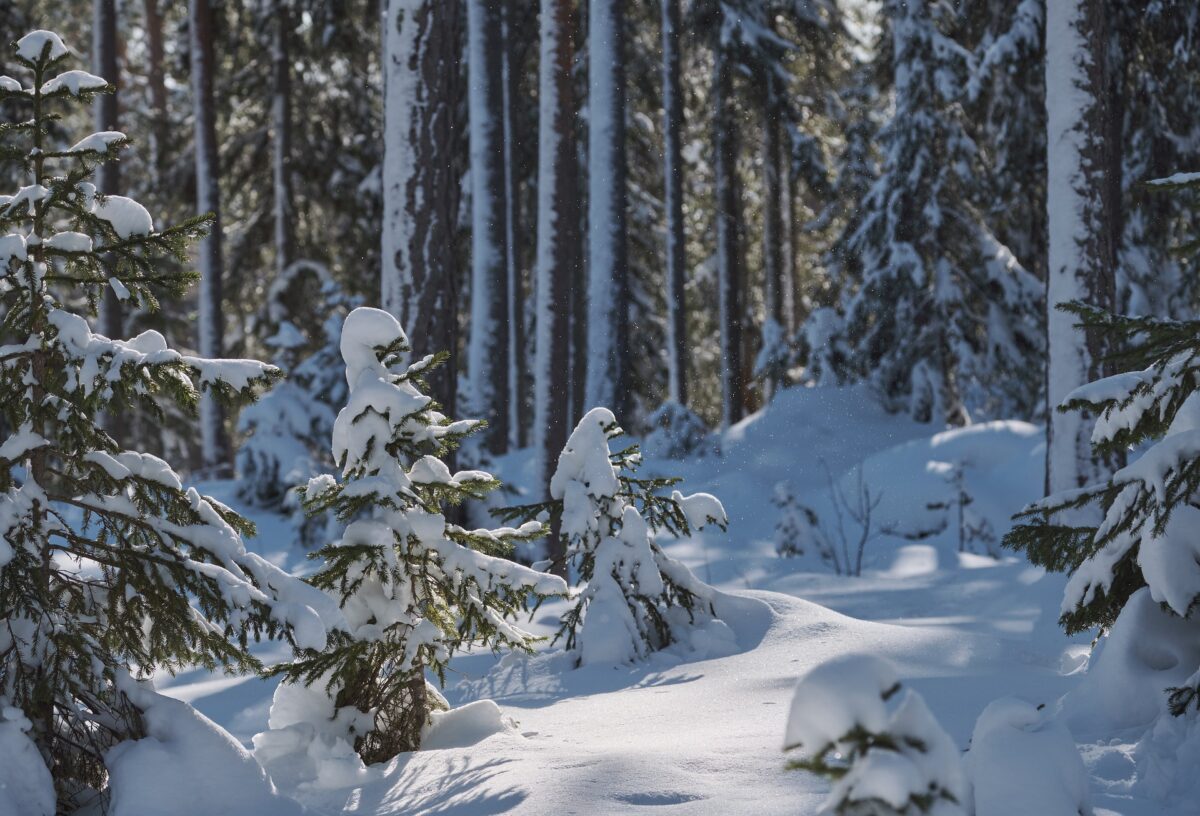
713 46 744 427
466 0 511 455
143 0 169 174
584 0 630 422
190 0 230 474
534 0 578 578
271 0 293 278
1044 0 1119 495
95 0 122 342
661 0 687 407
501 1 527 449
761 72 784 402
381 0 462 419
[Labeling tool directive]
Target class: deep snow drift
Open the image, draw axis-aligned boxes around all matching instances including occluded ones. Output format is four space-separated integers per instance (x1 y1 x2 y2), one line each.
123 386 1176 815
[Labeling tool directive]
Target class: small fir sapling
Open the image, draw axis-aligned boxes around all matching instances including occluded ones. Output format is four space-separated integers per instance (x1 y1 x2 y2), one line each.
1005 174 1200 714
773 480 823 559
0 30 331 807
496 407 730 666
643 400 717 460
237 260 356 544
269 307 567 762
784 655 970 816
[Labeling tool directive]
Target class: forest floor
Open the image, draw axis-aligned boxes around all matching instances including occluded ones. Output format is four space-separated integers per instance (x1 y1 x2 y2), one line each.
154 387 1165 815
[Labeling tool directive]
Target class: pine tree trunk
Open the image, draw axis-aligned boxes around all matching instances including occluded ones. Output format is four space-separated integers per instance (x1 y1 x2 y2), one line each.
1044 0 1119 495
534 0 578 578
501 1 527 449
143 0 169 174
190 0 230 475
713 46 744 428
381 0 461 419
585 0 630 422
467 0 511 455
661 0 687 407
761 76 784 402
271 0 293 278
95 0 122 342
782 134 798 335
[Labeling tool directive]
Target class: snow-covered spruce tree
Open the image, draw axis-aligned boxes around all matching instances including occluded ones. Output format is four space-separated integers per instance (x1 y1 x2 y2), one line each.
497 407 728 666
784 655 969 816
1006 293 1200 707
813 0 1043 424
0 31 329 805
237 262 354 543
272 307 567 762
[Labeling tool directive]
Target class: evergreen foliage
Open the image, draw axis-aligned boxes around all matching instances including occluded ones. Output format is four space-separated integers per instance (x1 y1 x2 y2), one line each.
496 407 728 666
0 31 327 807
270 307 566 762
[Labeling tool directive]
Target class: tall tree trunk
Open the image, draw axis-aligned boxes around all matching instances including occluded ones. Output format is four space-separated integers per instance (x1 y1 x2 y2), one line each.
95 0 122 342
466 0 511 455
1044 0 1118 495
534 0 578 578
381 0 461 419
271 0 293 278
143 0 169 174
781 142 798 334
585 0 630 422
761 74 784 402
713 46 744 427
501 1 526 449
190 0 229 474
661 0 687 407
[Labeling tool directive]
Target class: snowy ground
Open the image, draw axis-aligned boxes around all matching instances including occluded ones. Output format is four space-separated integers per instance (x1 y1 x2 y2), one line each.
152 386 1168 815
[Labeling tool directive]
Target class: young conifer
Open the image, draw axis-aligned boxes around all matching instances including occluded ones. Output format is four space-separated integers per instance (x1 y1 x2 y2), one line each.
497 407 729 666
272 307 566 762
0 31 329 807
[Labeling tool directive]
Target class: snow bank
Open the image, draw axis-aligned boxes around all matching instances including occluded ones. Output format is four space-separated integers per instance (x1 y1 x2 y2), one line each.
106 677 304 816
421 700 513 750
0 707 53 816
966 697 1090 816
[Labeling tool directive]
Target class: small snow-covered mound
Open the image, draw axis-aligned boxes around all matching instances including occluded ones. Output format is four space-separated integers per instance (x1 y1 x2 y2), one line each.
0 707 54 816
106 678 304 816
422 700 514 750
966 697 1091 816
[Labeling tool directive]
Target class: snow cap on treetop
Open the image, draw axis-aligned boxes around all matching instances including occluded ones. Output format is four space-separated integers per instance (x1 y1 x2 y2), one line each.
16 30 69 63
340 307 408 387
784 654 899 751
550 407 620 502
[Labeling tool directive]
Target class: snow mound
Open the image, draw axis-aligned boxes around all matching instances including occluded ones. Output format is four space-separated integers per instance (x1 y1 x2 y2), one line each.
0 707 53 816
421 700 514 750
106 677 304 816
966 697 1091 816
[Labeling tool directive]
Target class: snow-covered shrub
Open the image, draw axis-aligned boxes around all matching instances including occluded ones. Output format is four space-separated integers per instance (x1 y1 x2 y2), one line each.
754 317 794 397
268 307 567 762
498 407 730 666
965 698 1090 816
773 480 822 558
643 399 717 459
237 260 354 544
1006 294 1200 710
0 31 330 807
783 655 969 815
925 461 998 557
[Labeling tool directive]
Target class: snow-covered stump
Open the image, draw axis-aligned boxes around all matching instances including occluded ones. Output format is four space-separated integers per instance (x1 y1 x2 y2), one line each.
0 30 331 808
266 307 566 765
500 407 732 667
784 656 970 816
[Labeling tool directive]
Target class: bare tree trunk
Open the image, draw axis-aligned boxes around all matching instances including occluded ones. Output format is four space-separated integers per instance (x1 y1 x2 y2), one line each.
467 0 511 455
190 0 230 474
761 74 784 402
781 142 798 334
95 0 122 342
143 0 169 174
1044 0 1119 495
381 0 462 419
534 0 578 578
501 1 527 449
661 0 687 407
584 0 630 422
271 0 293 278
713 47 744 427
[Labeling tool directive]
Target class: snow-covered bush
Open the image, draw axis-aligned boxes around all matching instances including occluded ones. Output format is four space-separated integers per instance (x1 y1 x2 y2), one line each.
237 260 354 544
773 480 823 559
965 698 1091 816
268 307 567 762
643 399 717 459
498 407 730 666
0 31 330 808
783 655 970 815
